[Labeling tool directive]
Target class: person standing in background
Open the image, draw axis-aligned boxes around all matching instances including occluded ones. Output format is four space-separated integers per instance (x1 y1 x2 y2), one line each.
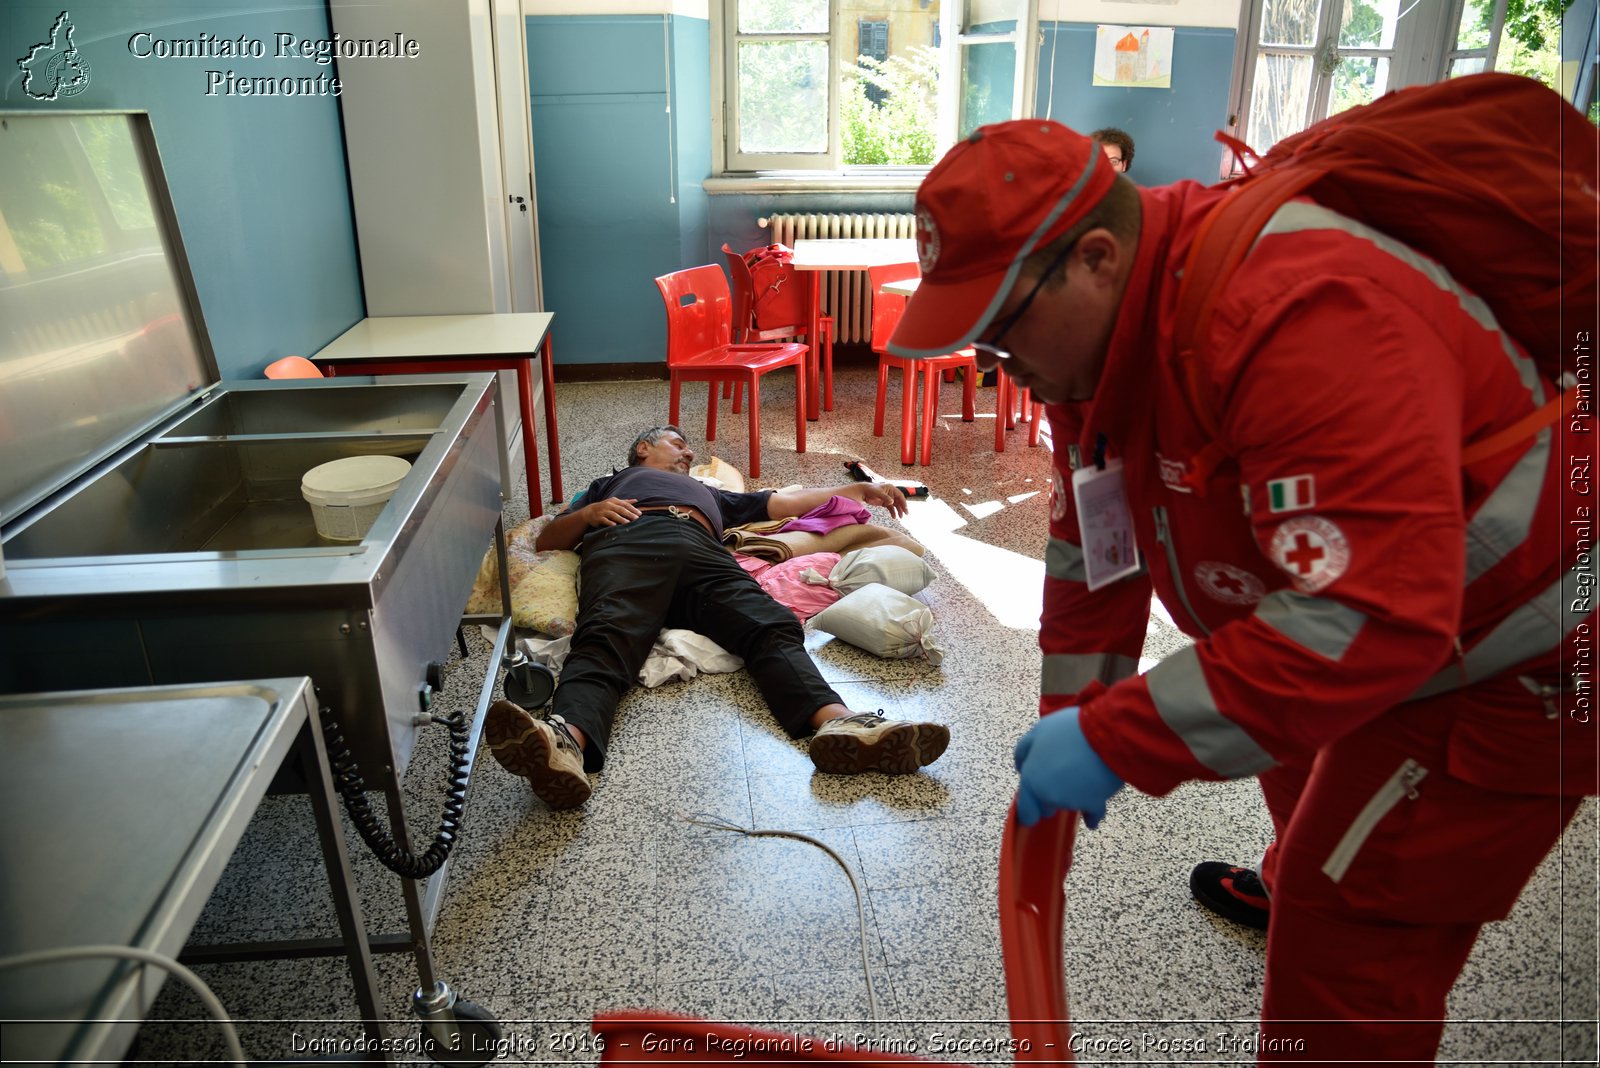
1091 126 1134 173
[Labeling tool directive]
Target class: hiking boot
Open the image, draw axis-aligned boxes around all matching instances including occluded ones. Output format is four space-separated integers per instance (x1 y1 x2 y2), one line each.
809 712 950 775
486 700 591 809
1190 861 1270 931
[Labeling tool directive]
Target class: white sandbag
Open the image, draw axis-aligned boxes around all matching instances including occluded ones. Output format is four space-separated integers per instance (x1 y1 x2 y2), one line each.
809 583 944 665
828 545 935 596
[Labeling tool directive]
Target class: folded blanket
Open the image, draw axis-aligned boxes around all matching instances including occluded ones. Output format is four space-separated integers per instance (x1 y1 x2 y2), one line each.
724 521 925 563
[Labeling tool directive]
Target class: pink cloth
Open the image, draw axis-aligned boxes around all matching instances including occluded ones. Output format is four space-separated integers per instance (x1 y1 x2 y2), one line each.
735 552 772 578
754 552 841 621
778 496 869 536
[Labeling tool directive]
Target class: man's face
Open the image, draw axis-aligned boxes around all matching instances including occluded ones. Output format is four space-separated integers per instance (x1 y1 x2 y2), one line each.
972 236 1123 405
1099 142 1126 172
637 431 695 472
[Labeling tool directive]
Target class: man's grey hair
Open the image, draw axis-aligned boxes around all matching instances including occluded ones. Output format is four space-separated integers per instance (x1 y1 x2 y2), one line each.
627 425 686 466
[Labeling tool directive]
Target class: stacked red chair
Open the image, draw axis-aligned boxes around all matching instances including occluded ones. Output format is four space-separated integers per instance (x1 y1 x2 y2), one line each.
867 262 977 466
654 265 808 479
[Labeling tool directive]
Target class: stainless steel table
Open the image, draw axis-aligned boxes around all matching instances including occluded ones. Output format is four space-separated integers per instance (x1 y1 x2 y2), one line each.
0 678 386 1065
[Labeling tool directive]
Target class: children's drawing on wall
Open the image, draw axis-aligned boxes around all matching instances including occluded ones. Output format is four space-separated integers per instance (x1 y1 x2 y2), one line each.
1093 25 1175 88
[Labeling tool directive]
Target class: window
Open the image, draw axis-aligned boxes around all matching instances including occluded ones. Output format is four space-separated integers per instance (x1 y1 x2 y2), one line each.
859 18 889 105
1230 0 1411 160
1226 0 1573 171
717 0 1035 174
1445 0 1570 88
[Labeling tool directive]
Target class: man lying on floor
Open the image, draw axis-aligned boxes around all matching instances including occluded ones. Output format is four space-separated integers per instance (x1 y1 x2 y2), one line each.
487 424 950 808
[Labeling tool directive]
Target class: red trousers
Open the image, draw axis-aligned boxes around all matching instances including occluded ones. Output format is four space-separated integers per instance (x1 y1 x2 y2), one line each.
1252 671 1588 1064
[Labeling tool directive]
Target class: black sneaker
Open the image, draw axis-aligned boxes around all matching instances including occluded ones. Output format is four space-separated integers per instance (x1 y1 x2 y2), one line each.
486 700 592 809
809 712 950 775
1190 861 1270 930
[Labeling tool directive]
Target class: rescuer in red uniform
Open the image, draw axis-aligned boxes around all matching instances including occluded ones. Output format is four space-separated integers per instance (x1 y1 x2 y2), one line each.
888 120 1593 1063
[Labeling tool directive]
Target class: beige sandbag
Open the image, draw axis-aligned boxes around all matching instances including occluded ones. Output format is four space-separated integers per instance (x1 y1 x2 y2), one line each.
809 583 943 665
829 545 935 596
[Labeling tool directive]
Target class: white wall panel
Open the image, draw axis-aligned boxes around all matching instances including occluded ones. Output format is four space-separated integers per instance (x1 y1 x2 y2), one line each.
333 0 509 315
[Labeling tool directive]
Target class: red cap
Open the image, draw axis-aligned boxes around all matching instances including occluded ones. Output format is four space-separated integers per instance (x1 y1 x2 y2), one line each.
888 120 1116 358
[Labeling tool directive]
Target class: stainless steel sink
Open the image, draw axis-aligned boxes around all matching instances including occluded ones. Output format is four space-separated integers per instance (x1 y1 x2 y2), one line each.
0 375 502 777
3 381 464 560
0 112 508 777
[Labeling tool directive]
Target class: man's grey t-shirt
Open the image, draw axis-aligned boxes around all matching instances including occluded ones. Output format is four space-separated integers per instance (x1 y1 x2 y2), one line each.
580 466 773 539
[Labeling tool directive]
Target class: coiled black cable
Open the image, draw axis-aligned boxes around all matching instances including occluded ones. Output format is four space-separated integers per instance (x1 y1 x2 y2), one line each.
321 708 471 879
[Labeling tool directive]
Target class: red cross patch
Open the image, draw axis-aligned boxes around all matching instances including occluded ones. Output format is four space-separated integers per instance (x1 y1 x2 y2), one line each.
1194 561 1267 606
1268 516 1351 593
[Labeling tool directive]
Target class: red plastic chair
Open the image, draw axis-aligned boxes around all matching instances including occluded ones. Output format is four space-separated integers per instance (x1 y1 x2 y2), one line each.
868 262 977 466
722 243 836 411
264 355 324 379
592 804 1076 1063
995 374 1044 452
655 265 808 479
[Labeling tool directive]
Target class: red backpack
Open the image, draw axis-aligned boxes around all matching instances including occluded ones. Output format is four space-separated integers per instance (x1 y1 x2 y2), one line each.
1172 72 1597 488
744 243 809 329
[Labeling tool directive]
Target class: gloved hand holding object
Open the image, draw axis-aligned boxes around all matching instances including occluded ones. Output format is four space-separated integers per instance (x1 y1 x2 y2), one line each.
1013 706 1125 828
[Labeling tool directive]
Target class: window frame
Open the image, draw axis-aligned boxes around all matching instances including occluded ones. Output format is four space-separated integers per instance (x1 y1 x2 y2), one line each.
712 0 1038 179
1439 0 1508 76
1222 0 1481 178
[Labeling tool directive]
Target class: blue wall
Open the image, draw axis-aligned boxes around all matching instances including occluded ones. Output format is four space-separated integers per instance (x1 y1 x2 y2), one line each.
526 16 1240 364
1035 24 1238 187
529 14 711 366
1 0 364 379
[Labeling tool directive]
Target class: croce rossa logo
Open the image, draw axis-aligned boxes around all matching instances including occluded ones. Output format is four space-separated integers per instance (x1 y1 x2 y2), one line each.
18 11 92 100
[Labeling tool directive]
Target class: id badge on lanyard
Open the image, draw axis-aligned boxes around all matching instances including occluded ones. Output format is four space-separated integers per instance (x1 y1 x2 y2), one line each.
1071 458 1141 590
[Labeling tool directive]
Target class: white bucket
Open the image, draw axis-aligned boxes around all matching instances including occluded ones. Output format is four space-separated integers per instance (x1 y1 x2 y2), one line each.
301 455 412 542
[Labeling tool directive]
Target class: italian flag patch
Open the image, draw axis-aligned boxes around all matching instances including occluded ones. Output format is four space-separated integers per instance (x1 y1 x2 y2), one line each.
1267 475 1316 513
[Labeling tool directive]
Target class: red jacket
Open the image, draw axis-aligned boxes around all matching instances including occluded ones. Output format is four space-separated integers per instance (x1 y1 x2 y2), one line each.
1043 181 1590 798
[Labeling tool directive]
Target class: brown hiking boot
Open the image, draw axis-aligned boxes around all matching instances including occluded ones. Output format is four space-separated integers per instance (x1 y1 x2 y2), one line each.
486 700 592 809
808 712 950 775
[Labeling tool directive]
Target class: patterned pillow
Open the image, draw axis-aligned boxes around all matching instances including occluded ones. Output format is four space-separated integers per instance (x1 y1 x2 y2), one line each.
464 515 580 636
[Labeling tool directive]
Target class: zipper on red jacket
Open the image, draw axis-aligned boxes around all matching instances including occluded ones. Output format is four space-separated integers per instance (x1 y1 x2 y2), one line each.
1153 504 1211 637
1320 758 1428 883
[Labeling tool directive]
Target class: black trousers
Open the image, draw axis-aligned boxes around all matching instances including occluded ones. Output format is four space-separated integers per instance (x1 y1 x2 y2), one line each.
552 513 842 771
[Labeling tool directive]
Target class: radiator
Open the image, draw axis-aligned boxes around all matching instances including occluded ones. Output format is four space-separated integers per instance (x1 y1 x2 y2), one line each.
760 212 917 344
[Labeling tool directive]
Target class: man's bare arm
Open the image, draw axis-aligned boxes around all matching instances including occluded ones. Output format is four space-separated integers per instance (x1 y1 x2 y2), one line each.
535 497 643 551
766 482 907 521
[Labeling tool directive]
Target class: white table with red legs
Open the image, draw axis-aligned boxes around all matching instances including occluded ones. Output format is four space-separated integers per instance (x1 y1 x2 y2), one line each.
790 238 918 420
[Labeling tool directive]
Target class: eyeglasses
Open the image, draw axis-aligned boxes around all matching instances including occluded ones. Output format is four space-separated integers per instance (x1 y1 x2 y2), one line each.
1105 156 1126 171
970 238 1079 362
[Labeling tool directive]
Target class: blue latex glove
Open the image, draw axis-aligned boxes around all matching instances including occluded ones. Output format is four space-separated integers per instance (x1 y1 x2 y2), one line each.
1013 707 1125 829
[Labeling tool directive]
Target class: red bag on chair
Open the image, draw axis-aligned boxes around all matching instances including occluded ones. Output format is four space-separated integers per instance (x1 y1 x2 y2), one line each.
744 243 809 330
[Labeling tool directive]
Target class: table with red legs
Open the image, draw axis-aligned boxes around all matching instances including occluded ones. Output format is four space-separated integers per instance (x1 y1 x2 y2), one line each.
313 312 563 514
790 238 918 420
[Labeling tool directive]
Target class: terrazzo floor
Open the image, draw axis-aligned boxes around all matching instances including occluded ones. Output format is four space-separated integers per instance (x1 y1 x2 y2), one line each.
133 365 1595 1065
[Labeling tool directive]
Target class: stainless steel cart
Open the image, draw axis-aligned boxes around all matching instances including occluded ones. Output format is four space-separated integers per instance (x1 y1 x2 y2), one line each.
0 110 519 1062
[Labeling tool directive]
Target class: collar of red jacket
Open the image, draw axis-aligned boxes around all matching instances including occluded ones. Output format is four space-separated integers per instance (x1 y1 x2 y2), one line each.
1078 181 1230 457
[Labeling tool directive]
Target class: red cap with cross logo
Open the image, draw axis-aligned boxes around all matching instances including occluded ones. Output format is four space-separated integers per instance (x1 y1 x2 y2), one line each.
887 120 1117 359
